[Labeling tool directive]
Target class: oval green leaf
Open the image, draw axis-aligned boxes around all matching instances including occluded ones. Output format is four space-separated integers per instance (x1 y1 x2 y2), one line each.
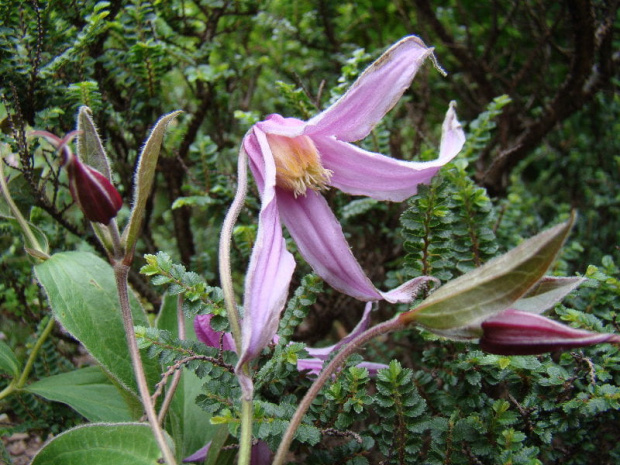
25 366 138 422
34 251 160 396
31 423 170 465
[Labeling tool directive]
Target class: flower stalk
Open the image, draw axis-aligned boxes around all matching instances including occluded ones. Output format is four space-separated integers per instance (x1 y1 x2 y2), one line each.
218 145 255 465
272 317 403 465
113 259 177 465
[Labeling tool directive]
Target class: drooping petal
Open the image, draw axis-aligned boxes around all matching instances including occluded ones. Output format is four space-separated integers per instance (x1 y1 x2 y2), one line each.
316 103 465 201
276 188 383 301
306 303 375 360
480 309 620 356
194 314 236 352
277 188 433 303
298 303 388 377
239 129 296 366
438 101 466 164
184 441 272 464
303 36 434 142
250 440 272 465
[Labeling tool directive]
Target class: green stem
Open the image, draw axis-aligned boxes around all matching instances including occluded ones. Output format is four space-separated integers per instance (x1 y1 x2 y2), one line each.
0 316 55 400
114 262 177 465
218 146 248 351
272 317 403 465
0 156 48 259
238 392 254 465
16 316 56 388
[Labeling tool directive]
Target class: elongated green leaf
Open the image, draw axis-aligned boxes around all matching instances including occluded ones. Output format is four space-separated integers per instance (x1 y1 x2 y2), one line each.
25 366 138 422
514 276 584 314
34 251 160 396
122 111 182 254
31 423 170 465
405 214 575 333
0 339 20 377
77 106 112 179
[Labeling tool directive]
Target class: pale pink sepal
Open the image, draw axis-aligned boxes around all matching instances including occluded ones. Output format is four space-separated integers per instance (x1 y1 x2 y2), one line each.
303 36 434 142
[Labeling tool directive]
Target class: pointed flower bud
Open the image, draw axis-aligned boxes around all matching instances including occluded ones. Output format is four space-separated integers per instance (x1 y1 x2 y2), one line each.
32 129 122 225
480 309 620 356
64 153 122 224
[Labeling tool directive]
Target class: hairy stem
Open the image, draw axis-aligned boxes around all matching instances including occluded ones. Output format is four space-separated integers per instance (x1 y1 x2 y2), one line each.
218 144 253 465
219 145 248 351
272 317 403 465
114 263 176 465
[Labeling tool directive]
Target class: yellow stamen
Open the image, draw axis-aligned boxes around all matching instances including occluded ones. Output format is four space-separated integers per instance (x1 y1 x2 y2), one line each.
266 134 332 197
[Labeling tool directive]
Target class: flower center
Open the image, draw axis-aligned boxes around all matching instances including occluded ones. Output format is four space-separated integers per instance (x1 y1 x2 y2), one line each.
266 134 332 197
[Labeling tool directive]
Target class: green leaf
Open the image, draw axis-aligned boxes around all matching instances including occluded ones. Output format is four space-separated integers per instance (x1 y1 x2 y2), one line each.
33 251 160 397
77 106 113 179
25 366 138 422
0 339 20 377
31 422 170 465
513 276 584 314
404 213 575 336
122 111 182 255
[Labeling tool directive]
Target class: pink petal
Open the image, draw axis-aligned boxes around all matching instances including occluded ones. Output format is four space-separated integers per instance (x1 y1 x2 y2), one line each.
303 36 434 142
316 103 465 201
183 442 211 462
239 130 296 366
194 314 236 352
296 357 325 377
276 188 383 301
306 303 375 360
277 188 433 303
298 304 387 377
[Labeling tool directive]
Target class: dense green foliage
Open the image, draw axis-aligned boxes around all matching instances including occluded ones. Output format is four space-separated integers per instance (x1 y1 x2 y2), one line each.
1 1 619 464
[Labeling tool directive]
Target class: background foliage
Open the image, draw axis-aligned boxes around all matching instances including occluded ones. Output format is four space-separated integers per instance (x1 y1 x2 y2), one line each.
1 1 618 464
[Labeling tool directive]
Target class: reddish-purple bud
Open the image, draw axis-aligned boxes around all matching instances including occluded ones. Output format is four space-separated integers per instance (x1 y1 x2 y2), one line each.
32 129 122 224
65 156 122 224
480 309 619 356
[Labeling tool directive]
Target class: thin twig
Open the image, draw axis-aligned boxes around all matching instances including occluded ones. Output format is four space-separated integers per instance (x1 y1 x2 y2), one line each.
157 294 187 424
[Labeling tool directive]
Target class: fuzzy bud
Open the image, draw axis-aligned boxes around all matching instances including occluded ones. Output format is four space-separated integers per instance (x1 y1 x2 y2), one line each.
65 154 122 224
480 309 619 356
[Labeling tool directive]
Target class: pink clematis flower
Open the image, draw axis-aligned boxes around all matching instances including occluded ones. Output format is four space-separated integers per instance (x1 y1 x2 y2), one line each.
240 36 466 365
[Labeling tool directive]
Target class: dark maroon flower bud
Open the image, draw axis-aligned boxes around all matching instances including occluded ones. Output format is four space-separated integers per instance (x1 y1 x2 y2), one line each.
32 129 122 225
480 309 619 356
65 156 122 224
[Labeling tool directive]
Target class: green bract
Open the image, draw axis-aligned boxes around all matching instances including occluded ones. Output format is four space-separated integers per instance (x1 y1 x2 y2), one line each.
401 213 575 337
